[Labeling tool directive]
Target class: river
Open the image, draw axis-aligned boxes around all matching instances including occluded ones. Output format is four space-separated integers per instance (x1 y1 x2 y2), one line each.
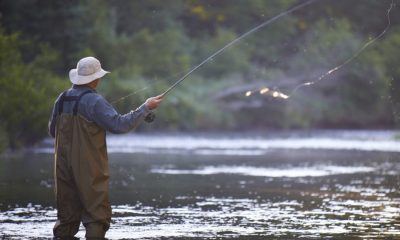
1 130 399 239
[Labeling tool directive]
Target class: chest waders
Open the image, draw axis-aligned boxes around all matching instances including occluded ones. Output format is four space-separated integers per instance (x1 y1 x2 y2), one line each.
53 90 111 239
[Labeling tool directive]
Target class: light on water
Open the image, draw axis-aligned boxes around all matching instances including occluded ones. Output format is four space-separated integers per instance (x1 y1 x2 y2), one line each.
2 131 400 239
78 131 400 154
151 165 375 177
34 130 400 155
1 195 400 239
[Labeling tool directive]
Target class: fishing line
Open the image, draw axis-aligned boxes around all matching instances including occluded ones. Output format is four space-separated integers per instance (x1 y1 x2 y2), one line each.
159 0 318 97
289 0 395 95
244 0 395 100
112 0 317 104
111 68 190 104
111 85 152 104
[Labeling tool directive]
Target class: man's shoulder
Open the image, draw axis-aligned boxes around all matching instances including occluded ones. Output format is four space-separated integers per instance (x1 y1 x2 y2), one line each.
66 87 100 100
77 91 103 107
82 91 105 102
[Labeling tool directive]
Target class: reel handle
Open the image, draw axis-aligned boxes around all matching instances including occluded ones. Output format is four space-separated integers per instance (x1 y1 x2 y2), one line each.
144 112 156 123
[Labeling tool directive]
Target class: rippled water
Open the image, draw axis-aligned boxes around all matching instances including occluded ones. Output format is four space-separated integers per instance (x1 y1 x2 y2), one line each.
1 131 400 239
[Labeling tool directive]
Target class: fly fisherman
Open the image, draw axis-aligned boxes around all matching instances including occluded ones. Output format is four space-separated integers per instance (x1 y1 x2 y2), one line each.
48 56 163 239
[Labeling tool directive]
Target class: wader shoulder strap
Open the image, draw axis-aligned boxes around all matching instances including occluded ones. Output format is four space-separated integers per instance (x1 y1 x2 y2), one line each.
72 90 94 115
57 90 94 115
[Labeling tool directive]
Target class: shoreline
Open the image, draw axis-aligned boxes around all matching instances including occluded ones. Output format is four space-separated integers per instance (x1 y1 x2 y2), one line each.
31 129 400 156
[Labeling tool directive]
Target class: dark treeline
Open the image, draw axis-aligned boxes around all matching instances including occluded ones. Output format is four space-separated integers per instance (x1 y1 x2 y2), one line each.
0 0 399 150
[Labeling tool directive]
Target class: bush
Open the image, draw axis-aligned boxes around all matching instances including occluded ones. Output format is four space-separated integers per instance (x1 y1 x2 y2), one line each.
0 27 68 150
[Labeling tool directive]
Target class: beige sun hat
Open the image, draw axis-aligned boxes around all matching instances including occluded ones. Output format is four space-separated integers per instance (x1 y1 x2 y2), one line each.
69 56 110 85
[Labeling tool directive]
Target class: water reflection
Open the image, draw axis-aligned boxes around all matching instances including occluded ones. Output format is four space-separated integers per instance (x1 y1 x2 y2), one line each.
1 195 399 239
151 165 375 177
35 130 400 154
1 133 400 239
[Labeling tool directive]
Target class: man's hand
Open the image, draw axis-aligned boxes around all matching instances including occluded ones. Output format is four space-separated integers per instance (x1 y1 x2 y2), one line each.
145 95 163 110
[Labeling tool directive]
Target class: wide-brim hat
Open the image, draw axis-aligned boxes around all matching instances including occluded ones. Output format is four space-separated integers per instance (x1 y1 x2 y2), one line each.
69 56 110 85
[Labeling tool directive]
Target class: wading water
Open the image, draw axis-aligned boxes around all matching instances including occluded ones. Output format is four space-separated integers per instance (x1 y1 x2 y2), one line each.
1 131 400 239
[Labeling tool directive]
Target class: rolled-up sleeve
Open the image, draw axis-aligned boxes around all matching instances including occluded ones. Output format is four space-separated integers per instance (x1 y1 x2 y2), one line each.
91 96 151 134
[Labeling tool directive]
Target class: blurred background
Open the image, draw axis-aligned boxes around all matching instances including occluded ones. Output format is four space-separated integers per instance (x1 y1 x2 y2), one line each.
0 0 399 151
2 1 400 238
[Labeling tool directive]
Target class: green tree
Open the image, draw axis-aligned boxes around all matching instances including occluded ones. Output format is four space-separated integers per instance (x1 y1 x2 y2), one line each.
0 27 68 150
0 0 93 72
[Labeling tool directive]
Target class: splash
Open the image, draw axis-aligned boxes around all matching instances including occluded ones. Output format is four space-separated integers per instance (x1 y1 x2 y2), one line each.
291 0 394 95
260 87 270 94
245 88 289 99
242 0 395 100
159 0 317 98
111 0 317 104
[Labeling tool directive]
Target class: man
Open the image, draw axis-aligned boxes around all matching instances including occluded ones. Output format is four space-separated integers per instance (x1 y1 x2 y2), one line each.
48 56 163 239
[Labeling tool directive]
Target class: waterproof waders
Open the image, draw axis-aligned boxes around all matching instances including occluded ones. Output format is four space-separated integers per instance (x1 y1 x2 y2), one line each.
53 90 111 238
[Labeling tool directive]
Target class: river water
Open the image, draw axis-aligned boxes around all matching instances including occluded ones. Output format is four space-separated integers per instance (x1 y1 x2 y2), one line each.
1 130 400 239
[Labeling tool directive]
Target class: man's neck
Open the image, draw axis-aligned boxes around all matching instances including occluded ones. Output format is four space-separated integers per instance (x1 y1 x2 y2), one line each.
72 84 95 90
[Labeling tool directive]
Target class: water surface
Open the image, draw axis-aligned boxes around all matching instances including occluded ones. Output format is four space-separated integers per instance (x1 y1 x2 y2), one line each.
1 131 400 239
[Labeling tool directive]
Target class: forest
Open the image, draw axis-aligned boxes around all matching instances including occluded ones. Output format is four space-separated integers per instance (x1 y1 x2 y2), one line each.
0 0 399 150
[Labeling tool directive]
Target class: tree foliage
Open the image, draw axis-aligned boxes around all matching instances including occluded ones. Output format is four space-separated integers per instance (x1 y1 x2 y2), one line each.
0 27 68 150
0 0 399 150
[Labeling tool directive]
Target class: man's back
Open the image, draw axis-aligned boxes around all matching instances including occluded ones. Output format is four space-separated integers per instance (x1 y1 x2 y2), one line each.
49 85 151 138
49 56 163 239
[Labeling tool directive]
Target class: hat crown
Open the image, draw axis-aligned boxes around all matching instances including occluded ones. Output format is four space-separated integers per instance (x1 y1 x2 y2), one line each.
69 56 109 85
77 57 101 76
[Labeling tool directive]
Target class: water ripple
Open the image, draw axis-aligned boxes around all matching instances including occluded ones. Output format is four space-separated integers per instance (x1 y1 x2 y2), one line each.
1 196 399 239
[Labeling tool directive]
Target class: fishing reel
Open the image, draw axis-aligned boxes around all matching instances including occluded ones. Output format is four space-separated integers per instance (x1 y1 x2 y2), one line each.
144 112 156 123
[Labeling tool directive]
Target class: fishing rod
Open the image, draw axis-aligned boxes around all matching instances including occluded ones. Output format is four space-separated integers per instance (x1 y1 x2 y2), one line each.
144 0 318 122
160 0 317 98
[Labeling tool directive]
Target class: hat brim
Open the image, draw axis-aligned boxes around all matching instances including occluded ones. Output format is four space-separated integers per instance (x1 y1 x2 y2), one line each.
69 68 110 85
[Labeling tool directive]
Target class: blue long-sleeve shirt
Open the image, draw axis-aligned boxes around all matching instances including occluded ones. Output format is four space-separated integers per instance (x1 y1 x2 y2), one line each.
48 85 151 138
